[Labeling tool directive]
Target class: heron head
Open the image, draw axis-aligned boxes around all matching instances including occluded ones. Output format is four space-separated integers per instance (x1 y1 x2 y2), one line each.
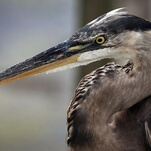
69 8 151 62
0 8 151 84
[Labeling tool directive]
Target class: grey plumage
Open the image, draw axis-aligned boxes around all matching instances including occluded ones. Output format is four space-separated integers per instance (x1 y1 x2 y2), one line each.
66 8 151 151
67 60 151 151
0 8 151 151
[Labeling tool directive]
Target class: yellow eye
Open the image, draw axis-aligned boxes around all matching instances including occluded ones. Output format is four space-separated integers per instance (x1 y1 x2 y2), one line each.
95 36 106 44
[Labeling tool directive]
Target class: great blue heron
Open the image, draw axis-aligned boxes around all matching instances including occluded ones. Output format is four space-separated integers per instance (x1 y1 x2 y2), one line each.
0 8 151 151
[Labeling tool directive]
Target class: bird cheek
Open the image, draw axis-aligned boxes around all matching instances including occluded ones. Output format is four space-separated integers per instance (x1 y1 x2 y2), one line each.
125 31 142 47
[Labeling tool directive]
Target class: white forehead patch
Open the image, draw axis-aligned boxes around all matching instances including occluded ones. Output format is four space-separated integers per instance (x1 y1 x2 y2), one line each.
88 8 127 28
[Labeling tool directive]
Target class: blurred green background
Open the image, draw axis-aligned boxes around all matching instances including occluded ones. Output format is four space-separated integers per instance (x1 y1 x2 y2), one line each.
0 0 150 151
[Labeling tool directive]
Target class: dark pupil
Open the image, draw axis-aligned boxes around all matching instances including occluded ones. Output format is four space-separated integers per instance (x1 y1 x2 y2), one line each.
97 38 103 42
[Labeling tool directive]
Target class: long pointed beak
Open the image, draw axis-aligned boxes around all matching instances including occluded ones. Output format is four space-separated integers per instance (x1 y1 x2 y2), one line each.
0 41 82 85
